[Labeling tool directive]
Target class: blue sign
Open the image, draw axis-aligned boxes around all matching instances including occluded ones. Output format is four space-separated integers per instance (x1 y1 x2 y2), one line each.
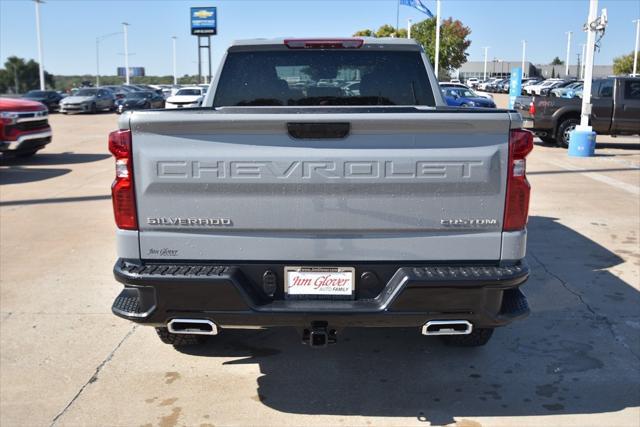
117 67 145 77
508 67 522 109
191 7 217 36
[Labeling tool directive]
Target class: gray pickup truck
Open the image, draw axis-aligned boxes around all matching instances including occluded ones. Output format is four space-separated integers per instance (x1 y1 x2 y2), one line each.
109 38 533 349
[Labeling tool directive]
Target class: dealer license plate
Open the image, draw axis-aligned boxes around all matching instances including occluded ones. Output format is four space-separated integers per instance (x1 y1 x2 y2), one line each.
285 266 355 297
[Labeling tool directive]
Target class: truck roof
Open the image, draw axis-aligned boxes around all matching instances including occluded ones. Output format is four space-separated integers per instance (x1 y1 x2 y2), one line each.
229 37 421 50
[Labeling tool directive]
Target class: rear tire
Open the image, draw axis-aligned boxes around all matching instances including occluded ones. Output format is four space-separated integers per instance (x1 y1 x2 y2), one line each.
155 327 208 347
556 117 580 148
441 328 494 347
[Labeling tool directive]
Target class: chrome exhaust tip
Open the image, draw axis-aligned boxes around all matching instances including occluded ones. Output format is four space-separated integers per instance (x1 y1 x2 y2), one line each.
167 319 218 335
422 320 473 336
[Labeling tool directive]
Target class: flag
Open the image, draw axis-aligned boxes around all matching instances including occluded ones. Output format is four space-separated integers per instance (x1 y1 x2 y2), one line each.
400 0 434 18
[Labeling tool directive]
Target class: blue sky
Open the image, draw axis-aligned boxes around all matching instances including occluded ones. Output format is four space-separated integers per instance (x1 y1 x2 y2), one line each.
1 0 638 77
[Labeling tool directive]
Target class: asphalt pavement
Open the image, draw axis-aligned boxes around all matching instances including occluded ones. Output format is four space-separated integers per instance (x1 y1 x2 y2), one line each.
1 101 639 427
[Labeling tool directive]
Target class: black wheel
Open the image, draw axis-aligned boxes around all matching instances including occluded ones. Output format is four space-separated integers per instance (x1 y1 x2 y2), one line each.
556 117 580 148
89 102 97 114
441 328 494 347
539 136 556 145
155 327 208 346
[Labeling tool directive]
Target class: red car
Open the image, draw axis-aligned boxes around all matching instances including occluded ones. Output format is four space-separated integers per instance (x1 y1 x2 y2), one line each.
0 97 52 157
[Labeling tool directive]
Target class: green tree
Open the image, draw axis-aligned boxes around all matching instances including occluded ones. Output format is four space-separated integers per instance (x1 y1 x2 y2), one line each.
411 18 471 75
353 18 471 76
353 24 407 39
353 29 374 37
613 51 635 75
0 56 54 93
551 56 564 66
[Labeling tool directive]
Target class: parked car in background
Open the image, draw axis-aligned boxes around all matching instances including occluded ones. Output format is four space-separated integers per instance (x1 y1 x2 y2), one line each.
478 78 498 91
515 77 640 147
552 81 583 98
539 80 576 96
499 80 510 93
165 87 205 109
59 88 115 114
21 90 64 112
449 78 461 84
521 79 542 94
441 86 496 108
343 81 360 96
0 97 52 157
487 79 508 93
526 79 563 96
439 82 493 100
116 91 165 114
465 77 479 87
101 85 134 100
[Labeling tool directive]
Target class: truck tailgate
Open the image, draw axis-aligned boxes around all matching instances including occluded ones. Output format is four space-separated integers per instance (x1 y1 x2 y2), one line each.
129 110 511 261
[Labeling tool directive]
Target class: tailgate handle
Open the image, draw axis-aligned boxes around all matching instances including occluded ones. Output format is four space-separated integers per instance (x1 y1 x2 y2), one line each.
287 122 350 139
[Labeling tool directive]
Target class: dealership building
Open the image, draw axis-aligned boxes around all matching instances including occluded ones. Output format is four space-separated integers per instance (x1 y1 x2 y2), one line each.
457 61 614 80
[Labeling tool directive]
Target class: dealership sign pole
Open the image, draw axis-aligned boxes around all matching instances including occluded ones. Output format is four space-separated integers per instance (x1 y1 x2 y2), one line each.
172 36 178 85
521 40 526 78
191 7 217 85
633 19 639 77
122 22 130 85
569 0 607 157
482 47 489 81
34 0 45 90
565 31 572 77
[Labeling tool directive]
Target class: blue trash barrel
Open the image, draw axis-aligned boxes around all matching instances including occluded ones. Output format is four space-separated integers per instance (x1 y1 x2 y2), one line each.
568 128 596 157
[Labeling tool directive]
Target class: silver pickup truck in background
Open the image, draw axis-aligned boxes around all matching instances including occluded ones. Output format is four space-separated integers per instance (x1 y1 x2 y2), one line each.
109 38 533 349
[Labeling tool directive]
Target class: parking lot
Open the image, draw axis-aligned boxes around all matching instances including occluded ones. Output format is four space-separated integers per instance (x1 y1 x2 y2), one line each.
1 96 639 426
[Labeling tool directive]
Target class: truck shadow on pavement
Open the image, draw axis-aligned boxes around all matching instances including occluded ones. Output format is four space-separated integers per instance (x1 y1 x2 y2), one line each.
178 216 640 425
0 152 110 167
0 153 110 185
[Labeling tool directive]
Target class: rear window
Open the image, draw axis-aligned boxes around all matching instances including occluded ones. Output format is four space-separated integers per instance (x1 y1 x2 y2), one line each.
176 89 202 96
214 50 435 107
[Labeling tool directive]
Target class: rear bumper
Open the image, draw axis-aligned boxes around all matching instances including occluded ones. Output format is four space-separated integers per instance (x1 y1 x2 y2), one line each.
112 259 530 329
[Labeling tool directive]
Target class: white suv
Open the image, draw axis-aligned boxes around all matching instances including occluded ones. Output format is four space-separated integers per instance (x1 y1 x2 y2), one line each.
465 78 479 88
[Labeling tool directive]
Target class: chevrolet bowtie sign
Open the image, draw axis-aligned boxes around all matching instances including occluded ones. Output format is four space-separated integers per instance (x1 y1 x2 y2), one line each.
191 7 217 36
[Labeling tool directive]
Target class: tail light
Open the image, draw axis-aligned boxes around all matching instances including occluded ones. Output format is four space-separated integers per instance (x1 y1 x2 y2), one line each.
108 129 137 230
528 100 536 116
503 129 534 231
284 39 363 49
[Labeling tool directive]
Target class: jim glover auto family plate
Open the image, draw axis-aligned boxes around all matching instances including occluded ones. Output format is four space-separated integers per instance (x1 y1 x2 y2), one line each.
285 266 355 297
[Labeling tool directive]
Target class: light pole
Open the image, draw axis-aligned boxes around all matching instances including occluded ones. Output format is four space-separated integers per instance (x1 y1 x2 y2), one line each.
565 31 572 77
521 40 526 77
122 22 130 85
482 47 490 81
96 32 121 87
34 0 45 90
172 36 178 85
580 0 599 128
633 19 639 77
581 43 586 79
407 19 412 39
434 0 441 78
